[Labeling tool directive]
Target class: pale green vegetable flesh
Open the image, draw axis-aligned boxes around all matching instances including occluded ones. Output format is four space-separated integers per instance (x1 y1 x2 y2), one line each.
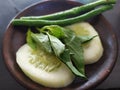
16 44 75 88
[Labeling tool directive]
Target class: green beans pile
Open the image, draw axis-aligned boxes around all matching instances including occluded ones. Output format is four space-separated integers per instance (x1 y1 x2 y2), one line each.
12 0 116 26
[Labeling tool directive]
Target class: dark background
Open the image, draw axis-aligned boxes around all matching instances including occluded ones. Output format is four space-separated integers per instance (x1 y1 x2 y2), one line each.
0 0 120 90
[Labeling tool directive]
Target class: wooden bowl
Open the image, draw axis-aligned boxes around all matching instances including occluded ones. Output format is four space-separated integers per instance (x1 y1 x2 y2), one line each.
2 0 118 90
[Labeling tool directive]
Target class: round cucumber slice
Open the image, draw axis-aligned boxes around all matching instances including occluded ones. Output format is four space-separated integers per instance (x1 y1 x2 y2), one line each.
16 44 75 88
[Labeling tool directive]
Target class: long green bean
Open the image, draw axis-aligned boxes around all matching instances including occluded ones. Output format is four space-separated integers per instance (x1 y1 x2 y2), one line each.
20 0 115 20
12 5 113 27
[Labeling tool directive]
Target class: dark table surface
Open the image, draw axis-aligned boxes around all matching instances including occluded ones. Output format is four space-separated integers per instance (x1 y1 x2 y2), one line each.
0 0 120 90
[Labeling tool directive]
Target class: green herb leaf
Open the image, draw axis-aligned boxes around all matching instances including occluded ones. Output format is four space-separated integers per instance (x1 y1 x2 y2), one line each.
62 28 85 77
47 33 65 56
64 37 85 77
37 25 65 39
59 49 86 78
26 29 37 50
31 33 52 53
78 35 98 43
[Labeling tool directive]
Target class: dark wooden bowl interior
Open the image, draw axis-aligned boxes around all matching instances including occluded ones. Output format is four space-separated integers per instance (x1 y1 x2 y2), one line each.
2 0 118 90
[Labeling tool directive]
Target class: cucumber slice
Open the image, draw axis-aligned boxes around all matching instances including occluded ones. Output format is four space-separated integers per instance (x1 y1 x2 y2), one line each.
66 22 104 64
16 44 75 88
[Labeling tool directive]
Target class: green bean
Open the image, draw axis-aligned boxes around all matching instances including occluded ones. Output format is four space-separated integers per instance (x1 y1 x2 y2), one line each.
20 0 116 20
12 5 113 27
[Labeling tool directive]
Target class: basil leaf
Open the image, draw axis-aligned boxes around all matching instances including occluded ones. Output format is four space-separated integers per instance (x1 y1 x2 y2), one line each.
60 49 86 78
77 35 98 43
26 29 36 50
62 28 85 77
65 36 85 77
31 33 52 53
47 33 65 56
37 25 65 39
